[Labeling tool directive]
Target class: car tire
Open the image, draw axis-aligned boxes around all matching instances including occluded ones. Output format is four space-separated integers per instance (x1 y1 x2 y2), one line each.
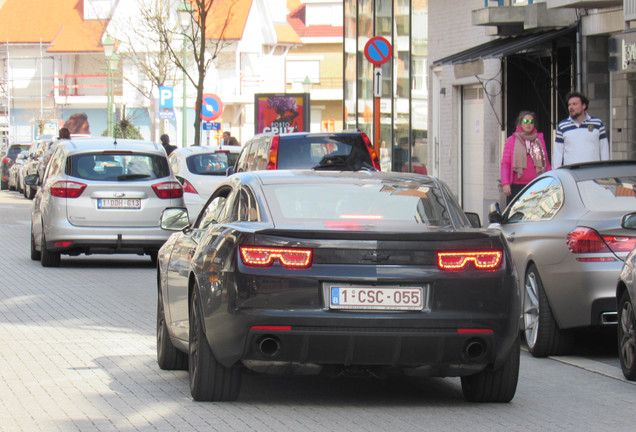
31 230 41 261
618 290 636 381
188 285 241 401
26 186 35 200
40 233 61 267
461 337 520 403
0 179 7 190
157 293 188 370
523 264 570 357
149 251 158 266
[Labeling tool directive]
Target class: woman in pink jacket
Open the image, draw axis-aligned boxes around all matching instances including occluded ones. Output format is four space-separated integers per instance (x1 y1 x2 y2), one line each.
501 111 551 205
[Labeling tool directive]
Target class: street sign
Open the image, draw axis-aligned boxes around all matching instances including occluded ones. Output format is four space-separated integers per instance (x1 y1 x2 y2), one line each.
159 86 174 109
201 93 223 121
364 36 392 66
374 68 382 97
159 109 175 120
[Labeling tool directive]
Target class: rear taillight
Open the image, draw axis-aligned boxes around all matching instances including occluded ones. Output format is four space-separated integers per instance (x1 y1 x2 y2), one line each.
437 251 502 271
181 179 198 194
266 136 280 170
567 227 635 259
50 180 86 198
2 157 10 164
152 181 183 199
360 132 381 171
240 246 312 268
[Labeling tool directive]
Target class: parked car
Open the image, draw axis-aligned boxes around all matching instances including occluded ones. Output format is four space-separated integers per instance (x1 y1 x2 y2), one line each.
156 170 520 402
7 150 27 191
231 131 381 173
23 135 56 199
1 142 31 189
27 137 185 267
488 160 636 357
168 145 241 220
616 213 636 380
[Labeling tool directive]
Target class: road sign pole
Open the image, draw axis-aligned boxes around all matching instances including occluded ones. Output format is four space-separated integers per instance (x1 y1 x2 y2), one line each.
364 37 392 169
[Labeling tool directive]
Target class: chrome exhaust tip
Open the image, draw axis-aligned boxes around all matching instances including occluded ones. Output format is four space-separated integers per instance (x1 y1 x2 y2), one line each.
601 312 618 325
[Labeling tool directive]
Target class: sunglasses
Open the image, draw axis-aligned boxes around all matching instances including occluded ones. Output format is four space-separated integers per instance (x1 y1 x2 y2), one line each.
522 118 534 124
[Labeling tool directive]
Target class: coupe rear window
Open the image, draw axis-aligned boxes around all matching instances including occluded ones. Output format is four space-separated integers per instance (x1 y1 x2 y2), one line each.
578 176 636 212
264 182 452 229
8 145 30 155
186 152 232 175
68 153 170 181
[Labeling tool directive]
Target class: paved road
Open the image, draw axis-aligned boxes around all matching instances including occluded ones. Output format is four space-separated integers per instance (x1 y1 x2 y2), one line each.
0 190 634 432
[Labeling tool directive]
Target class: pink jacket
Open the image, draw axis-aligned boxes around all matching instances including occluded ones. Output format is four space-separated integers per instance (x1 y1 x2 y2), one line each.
501 125 551 186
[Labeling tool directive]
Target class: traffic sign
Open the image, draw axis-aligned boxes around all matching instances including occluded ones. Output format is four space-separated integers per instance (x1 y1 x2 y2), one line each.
201 93 223 121
374 68 382 97
159 109 175 120
364 36 392 66
202 121 221 131
159 86 174 109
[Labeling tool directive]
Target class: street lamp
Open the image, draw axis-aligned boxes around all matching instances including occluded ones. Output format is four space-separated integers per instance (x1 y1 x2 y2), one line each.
102 35 118 137
302 75 313 93
177 0 193 147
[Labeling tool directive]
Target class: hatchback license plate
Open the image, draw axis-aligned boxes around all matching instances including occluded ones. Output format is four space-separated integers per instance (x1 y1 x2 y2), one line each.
98 198 141 209
330 286 424 311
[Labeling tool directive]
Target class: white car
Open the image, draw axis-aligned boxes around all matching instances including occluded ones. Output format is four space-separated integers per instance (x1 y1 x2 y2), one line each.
168 145 241 220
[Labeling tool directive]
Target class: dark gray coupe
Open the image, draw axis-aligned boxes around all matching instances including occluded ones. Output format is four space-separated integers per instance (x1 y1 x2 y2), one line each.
156 170 520 402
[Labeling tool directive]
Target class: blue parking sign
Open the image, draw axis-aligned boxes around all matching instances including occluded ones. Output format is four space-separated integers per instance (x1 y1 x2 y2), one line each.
159 86 174 110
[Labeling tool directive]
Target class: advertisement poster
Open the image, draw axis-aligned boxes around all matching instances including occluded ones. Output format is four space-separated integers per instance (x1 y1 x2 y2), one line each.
254 93 310 135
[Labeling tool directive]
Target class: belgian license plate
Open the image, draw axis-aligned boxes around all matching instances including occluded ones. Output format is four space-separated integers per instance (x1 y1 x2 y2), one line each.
98 198 141 209
330 286 424 311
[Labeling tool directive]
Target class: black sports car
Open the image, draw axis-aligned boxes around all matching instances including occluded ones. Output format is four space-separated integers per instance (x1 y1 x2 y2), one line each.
156 170 520 402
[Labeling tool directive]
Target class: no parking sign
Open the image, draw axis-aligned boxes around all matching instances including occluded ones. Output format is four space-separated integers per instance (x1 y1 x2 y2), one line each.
201 94 223 121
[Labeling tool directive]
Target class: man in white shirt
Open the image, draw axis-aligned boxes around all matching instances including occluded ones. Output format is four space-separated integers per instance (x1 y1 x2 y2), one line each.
553 91 609 168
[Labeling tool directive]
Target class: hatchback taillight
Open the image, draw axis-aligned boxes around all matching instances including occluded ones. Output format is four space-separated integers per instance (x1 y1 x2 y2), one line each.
266 136 280 170
152 181 183 199
437 251 503 271
181 179 198 194
50 180 86 198
240 246 312 268
360 132 382 171
567 227 636 256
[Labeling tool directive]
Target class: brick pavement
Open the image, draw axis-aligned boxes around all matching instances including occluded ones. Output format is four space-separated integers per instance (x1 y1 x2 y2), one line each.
1 189 636 432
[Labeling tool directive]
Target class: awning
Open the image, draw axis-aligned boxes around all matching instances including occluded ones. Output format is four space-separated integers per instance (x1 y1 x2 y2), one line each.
432 26 576 66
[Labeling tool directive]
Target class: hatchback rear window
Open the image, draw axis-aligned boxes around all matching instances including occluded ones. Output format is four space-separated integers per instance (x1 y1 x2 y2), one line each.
68 153 170 181
9 145 30 155
578 176 636 212
276 136 372 169
263 181 452 229
186 152 231 175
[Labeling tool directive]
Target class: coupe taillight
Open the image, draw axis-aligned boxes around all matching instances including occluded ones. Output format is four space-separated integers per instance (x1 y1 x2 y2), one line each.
567 227 636 257
50 180 86 198
266 136 280 170
152 181 183 199
360 132 382 171
240 246 312 268
437 251 502 271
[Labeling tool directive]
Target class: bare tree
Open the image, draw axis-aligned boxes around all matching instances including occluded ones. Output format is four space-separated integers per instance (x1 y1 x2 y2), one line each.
157 0 236 146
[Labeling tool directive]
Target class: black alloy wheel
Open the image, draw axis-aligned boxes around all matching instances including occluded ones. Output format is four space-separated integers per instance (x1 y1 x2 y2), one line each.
618 290 636 381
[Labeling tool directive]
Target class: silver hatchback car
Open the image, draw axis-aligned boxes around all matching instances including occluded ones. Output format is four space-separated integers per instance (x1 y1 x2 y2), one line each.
27 138 185 267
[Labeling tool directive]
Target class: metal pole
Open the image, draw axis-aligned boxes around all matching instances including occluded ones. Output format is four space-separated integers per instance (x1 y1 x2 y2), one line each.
107 59 112 136
182 36 187 147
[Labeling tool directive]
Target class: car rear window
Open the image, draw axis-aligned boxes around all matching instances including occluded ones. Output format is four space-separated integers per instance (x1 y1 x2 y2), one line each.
9 145 30 155
578 176 636 212
276 135 372 169
263 181 453 229
186 152 231 175
68 152 170 181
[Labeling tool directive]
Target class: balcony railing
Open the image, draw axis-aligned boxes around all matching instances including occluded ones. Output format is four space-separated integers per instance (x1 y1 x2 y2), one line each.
52 74 121 97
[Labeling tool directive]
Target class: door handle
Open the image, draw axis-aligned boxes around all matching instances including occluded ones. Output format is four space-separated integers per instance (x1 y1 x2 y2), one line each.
506 232 515 243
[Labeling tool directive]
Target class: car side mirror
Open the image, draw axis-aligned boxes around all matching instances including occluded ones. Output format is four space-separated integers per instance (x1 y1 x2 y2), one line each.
465 212 481 228
160 207 190 231
621 213 636 230
226 166 234 176
488 202 503 224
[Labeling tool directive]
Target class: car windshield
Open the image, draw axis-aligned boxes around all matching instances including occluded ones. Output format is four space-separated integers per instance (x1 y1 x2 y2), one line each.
578 176 636 212
68 152 170 181
186 152 230 175
263 180 453 229
276 135 372 170
9 145 30 155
